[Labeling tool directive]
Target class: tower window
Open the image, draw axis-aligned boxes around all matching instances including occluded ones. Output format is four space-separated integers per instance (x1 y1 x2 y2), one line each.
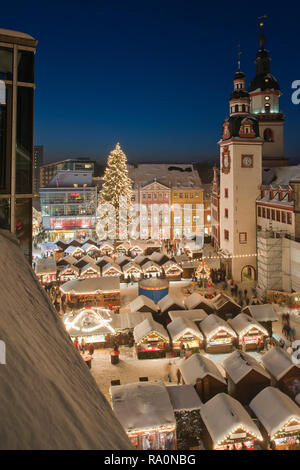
235 104 239 113
242 104 246 112
224 230 229 240
264 128 273 142
265 103 271 113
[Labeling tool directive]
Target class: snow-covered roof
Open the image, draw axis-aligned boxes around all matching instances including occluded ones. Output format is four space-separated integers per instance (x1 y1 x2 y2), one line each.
81 243 100 252
179 353 226 385
243 304 278 322
167 317 203 341
167 384 202 411
35 257 57 276
96 255 114 266
0 229 131 450
185 293 215 311
80 263 100 275
168 309 208 322
129 295 158 313
149 251 166 263
201 393 263 447
162 260 183 273
200 314 237 339
64 245 84 255
261 347 300 381
118 311 153 330
142 260 161 272
133 318 169 344
59 264 80 276
60 277 120 295
223 350 271 384
99 241 114 250
158 294 184 313
115 255 131 266
211 293 241 312
102 262 122 275
111 381 176 432
122 261 143 273
228 313 268 337
57 254 77 266
134 255 149 265
128 163 203 189
262 164 300 186
38 242 59 253
250 386 300 438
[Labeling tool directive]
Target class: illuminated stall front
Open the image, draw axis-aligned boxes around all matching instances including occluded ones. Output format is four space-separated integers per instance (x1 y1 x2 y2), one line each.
228 313 269 351
134 318 170 359
60 277 120 310
162 260 183 280
111 381 177 450
122 261 143 280
58 264 80 281
35 257 57 285
79 263 100 279
200 314 237 354
142 260 162 278
102 262 122 277
167 317 203 354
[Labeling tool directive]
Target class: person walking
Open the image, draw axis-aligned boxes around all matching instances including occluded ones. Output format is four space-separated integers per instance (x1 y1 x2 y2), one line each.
176 368 181 385
88 343 95 355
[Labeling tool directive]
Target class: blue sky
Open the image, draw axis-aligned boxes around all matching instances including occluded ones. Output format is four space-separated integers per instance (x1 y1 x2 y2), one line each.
2 1 300 164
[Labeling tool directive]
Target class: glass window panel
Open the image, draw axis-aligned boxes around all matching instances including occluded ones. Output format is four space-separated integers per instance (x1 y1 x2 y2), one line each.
17 50 34 83
0 47 13 80
15 198 32 260
0 198 10 229
16 87 34 193
0 83 12 192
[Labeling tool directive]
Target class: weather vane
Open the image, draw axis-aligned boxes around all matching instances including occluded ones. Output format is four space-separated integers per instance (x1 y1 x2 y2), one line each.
237 44 242 71
258 14 267 27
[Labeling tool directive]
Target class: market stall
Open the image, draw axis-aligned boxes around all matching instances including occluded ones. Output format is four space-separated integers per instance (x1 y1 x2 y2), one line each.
167 317 203 354
122 261 143 281
99 241 114 255
162 260 183 280
168 309 208 324
261 347 300 392
110 381 176 450
35 257 57 285
250 386 300 450
58 264 80 281
79 263 100 279
158 294 184 317
102 262 122 277
243 304 278 336
200 393 263 450
133 317 170 359
129 295 159 315
179 353 227 402
223 350 271 405
200 314 237 354
211 293 241 320
142 260 162 278
228 313 269 351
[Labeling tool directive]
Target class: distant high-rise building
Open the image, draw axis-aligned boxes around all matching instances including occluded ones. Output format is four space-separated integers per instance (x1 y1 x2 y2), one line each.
0 29 37 260
33 145 44 193
40 158 96 188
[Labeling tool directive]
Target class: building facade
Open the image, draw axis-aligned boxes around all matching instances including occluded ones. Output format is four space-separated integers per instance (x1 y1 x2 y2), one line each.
0 28 37 260
33 145 43 194
40 158 96 188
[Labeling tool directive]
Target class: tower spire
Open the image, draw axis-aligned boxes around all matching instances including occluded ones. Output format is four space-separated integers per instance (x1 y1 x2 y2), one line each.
237 44 242 71
258 14 267 50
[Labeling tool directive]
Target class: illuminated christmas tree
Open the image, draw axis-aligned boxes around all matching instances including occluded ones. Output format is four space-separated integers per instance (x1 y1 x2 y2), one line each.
96 143 133 240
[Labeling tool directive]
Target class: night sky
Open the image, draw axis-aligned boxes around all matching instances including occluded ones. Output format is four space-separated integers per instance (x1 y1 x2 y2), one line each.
2 1 300 164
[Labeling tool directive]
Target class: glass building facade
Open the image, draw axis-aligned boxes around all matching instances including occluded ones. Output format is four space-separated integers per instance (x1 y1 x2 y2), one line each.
0 29 37 260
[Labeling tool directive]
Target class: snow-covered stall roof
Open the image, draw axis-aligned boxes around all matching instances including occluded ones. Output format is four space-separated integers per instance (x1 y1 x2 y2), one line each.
158 294 184 313
111 381 176 432
118 311 153 330
60 277 120 295
57 254 77 266
102 262 122 275
167 384 202 411
129 295 158 313
185 292 215 312
115 255 131 266
64 245 84 256
200 393 263 447
99 241 114 250
134 255 149 265
96 255 114 267
200 314 237 340
261 347 299 381
122 261 143 274
128 163 203 190
59 264 80 276
179 353 226 385
149 251 169 265
0 230 131 450
81 242 100 253
35 257 57 276
80 263 100 275
228 313 268 337
38 242 59 253
223 350 271 384
142 260 161 273
162 260 183 273
211 293 241 312
167 317 203 341
168 309 208 322
243 304 278 322
249 386 300 438
133 317 169 344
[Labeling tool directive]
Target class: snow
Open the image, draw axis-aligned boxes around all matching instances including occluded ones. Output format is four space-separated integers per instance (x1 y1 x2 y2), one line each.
249 386 300 438
244 304 278 322
261 347 299 381
158 294 184 313
111 380 176 432
179 353 226 385
167 317 203 342
60 276 120 295
211 293 241 312
35 257 57 276
102 262 122 275
228 313 268 337
166 384 202 411
262 164 300 186
168 309 208 322
185 293 214 312
200 393 263 446
128 163 203 189
129 295 158 313
0 229 131 450
57 254 77 266
223 350 271 384
133 318 169 344
81 243 100 253
64 245 84 255
122 261 143 274
200 314 237 339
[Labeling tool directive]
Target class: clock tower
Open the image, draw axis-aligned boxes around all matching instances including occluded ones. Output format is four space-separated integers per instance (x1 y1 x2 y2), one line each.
219 60 263 282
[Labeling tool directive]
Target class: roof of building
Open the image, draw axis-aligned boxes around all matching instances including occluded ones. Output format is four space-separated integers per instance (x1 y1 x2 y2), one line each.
133 317 169 344
35 257 57 276
60 277 120 295
102 262 122 275
167 317 203 341
185 292 215 311
122 261 143 273
129 295 158 313
139 277 169 289
201 393 263 447
228 313 268 337
211 293 241 312
243 304 278 322
158 294 184 313
261 347 299 381
179 353 226 385
0 229 131 450
118 311 153 330
128 163 203 190
250 387 300 437
166 384 202 411
111 381 176 432
200 314 237 339
168 309 208 322
262 164 300 186
223 350 271 384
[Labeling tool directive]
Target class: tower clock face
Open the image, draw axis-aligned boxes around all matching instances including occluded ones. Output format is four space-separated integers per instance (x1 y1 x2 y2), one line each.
242 155 253 168
224 155 229 168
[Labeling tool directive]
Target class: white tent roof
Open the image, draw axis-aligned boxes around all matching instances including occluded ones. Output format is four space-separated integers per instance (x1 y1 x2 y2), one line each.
59 264 80 276
250 386 300 438
118 311 153 330
168 309 208 322
102 262 122 275
122 261 143 274
35 257 57 276
133 317 169 344
261 347 299 381
185 292 214 311
81 243 100 252
115 255 131 266
129 295 158 313
167 384 202 411
211 293 241 312
228 313 268 337
57 255 77 266
200 314 237 339
60 277 120 295
201 393 263 447
111 381 176 432
179 353 226 385
223 350 271 384
158 294 184 313
162 260 183 273
142 260 161 272
80 263 100 275
64 245 84 255
38 242 59 253
244 304 278 322
167 317 203 341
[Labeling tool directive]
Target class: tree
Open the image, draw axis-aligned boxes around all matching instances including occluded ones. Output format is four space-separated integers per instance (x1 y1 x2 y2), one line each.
97 143 133 240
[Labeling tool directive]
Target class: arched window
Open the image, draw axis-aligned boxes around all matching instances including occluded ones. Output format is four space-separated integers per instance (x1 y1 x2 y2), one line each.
265 103 270 113
242 104 246 112
264 128 273 142
235 104 239 113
